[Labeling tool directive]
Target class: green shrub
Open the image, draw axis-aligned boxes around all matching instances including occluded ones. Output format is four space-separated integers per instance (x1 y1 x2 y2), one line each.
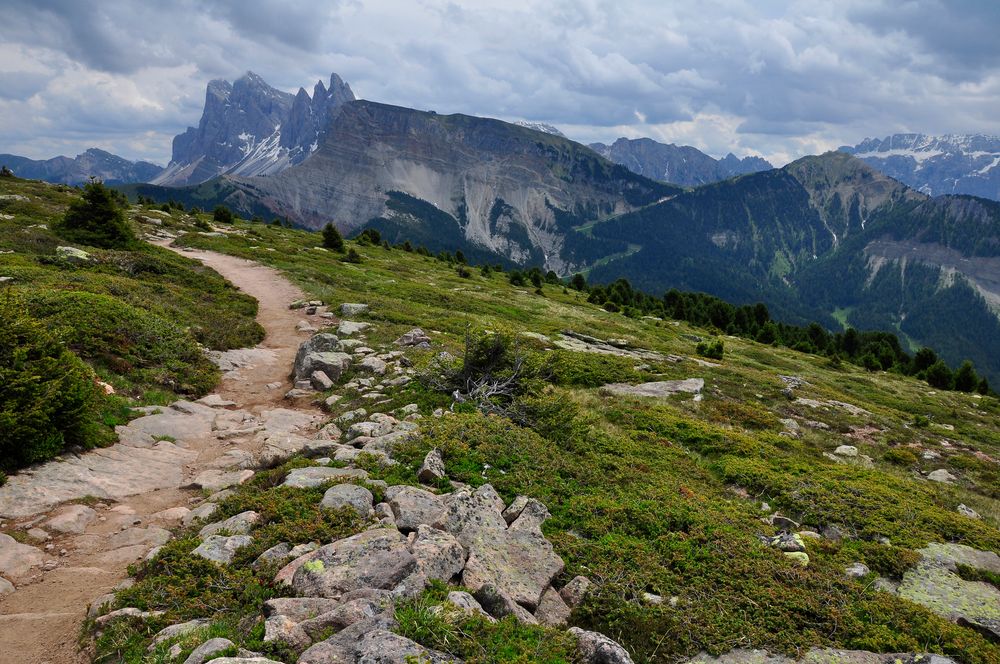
24 290 219 395
883 448 919 466
344 248 363 263
696 338 724 360
53 179 135 249
212 205 235 224
322 222 345 251
0 293 107 471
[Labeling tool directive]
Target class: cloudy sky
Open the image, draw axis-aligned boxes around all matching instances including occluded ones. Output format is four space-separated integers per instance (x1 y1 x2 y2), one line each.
1 0 998 166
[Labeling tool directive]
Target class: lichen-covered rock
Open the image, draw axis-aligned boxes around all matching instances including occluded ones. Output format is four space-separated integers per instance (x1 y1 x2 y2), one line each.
534 586 572 626
292 528 416 598
395 328 432 347
297 614 398 664
411 524 466 582
444 591 495 621
182 637 235 664
149 619 210 650
387 486 447 532
192 534 253 564
264 614 310 651
844 562 870 579
353 629 457 663
473 584 538 624
418 449 446 484
298 596 392 639
569 627 635 664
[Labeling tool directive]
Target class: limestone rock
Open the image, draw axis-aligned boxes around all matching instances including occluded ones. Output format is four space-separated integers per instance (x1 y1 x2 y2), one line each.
44 504 97 534
387 486 447 532
192 534 253 564
357 356 387 375
188 469 254 492
569 627 635 664
338 321 371 336
340 303 369 316
957 504 981 519
292 528 417 598
418 449 446 484
282 466 368 489
927 469 958 484
834 445 858 457
199 511 260 538
320 484 374 517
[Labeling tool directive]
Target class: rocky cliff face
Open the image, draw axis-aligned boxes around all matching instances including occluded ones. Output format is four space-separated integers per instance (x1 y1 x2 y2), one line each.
152 71 355 186
589 137 772 186
227 101 677 272
0 148 163 185
840 133 1000 201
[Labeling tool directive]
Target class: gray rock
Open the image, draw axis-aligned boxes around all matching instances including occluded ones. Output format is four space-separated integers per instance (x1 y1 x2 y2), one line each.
353 629 456 663
445 590 494 621
282 466 368 489
834 445 858 457
340 303 369 316
0 576 14 596
321 484 374 517
192 534 253 564
149 618 209 650
187 469 254 492
387 486 447 532
292 528 417 598
297 615 398 664
432 484 507 544
357 356 387 375
182 637 235 664
769 533 806 553
957 504 981 519
108 526 171 550
844 562 870 579
501 496 530 525
927 469 958 483
346 419 395 441
0 533 45 579
534 586 571 626
418 449 446 484
44 504 97 534
298 596 392 639
338 321 371 336
297 352 352 382
601 379 704 398
411 524 466 582
560 575 592 608
263 597 343 622
194 658 283 664
569 627 635 664
87 592 116 617
253 543 292 570
508 498 550 532
473 584 538 624
182 502 219 526
94 607 165 626
56 245 91 261
264 614 310 651
199 511 260 538
395 328 432 347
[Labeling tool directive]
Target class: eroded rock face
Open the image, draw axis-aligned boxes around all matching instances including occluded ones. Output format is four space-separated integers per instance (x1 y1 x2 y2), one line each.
291 528 417 598
601 379 704 398
898 542 1000 640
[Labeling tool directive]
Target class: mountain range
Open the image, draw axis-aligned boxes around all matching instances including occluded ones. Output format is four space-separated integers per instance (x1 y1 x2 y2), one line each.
841 133 1000 200
589 137 772 186
0 148 162 185
26 70 1000 384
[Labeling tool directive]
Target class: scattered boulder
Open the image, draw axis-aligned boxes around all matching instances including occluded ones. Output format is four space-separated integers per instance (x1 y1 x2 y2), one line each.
187 469 254 492
560 575 592 608
291 528 417 598
844 562 870 579
411 524 466 582
310 371 334 391
182 502 219 527
297 615 398 664
340 303 369 316
264 614 310 651
320 484 374 517
356 356 387 375
473 584 538 624
418 449 446 484
833 445 858 457
56 245 91 261
353 629 455 663
387 486 446 532
0 577 14 596
199 511 260 538
569 626 635 664
338 321 371 336
784 552 810 567
535 586 572 626
601 379 704 398
395 328 432 347
769 533 806 552
282 467 368 489
253 543 292 570
297 596 392 639
182 637 235 664
957 504 981 519
149 618 210 650
444 590 494 621
192 535 253 564
927 469 958 484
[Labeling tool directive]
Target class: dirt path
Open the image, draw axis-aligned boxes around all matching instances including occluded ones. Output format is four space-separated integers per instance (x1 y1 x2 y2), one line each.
0 244 322 664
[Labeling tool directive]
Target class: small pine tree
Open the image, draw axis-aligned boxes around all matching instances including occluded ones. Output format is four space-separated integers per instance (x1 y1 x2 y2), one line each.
925 360 954 390
213 205 235 224
455 250 466 264
322 223 345 251
54 179 135 249
953 360 978 392
977 377 989 395
343 248 363 263
570 273 587 291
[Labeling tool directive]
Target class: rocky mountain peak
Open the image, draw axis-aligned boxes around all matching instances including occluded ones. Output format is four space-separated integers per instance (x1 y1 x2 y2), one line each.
152 71 355 187
590 137 773 186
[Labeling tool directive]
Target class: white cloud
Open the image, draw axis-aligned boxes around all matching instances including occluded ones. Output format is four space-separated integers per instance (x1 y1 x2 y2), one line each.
0 0 998 166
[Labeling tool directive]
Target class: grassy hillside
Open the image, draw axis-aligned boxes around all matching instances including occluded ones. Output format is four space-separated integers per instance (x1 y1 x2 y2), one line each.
147 214 1000 662
0 177 263 471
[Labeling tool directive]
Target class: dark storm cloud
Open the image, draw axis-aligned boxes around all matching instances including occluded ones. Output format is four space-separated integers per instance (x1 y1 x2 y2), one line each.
0 1 998 165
